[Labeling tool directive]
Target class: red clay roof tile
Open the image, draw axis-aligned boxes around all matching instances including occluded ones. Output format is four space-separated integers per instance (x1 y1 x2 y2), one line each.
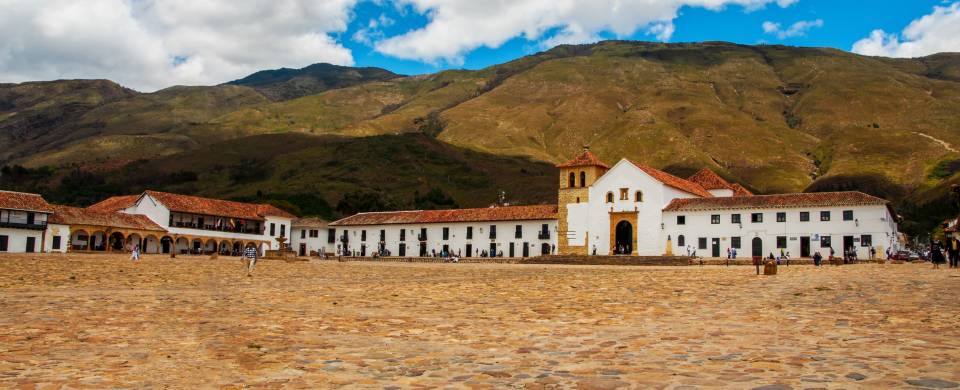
626 161 713 198
687 168 734 190
49 205 166 231
730 183 754 197
144 191 295 221
0 190 54 213
557 149 610 169
662 191 888 212
330 204 558 226
86 195 140 213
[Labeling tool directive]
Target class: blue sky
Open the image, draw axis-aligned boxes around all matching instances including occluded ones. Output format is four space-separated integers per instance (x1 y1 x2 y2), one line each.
1 0 958 91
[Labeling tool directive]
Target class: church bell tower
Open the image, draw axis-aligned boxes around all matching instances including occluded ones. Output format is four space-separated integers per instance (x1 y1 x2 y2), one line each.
556 146 609 255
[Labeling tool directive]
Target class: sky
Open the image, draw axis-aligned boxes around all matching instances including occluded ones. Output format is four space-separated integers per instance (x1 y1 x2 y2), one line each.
1 0 958 92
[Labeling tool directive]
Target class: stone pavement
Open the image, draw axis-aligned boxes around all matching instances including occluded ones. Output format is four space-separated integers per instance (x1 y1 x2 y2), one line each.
0 253 958 389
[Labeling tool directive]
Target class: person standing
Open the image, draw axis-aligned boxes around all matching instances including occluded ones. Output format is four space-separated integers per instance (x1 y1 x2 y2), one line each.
813 251 822 267
243 245 258 276
130 244 140 261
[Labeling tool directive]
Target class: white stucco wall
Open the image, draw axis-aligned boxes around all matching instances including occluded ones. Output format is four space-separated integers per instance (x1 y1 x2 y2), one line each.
45 224 70 253
0 227 44 253
331 220 557 258
663 204 898 259
290 227 336 256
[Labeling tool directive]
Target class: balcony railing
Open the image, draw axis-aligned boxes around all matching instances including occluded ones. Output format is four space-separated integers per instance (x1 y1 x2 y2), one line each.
538 231 551 240
0 221 47 230
170 221 262 235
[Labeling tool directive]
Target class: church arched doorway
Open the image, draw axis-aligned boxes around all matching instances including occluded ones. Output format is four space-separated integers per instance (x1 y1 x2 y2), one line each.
614 221 633 255
752 237 763 258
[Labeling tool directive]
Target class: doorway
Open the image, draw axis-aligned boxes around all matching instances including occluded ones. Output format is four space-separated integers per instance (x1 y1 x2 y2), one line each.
522 243 529 257
465 244 472 257
25 237 36 253
800 236 810 257
751 237 763 257
509 242 515 258
711 238 720 258
299 243 306 256
843 236 854 253
614 220 633 255
399 243 406 257
541 243 550 255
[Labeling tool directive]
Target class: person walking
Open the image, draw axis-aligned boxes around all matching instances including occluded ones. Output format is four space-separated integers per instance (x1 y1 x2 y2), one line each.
813 251 822 267
242 245 259 276
130 244 141 261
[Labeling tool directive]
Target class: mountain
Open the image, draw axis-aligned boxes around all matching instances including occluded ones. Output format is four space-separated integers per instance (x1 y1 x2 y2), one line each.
227 63 401 101
2 41 960 233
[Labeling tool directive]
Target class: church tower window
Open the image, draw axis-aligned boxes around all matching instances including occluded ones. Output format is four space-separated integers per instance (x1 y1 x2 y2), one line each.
579 171 586 187
606 192 614 203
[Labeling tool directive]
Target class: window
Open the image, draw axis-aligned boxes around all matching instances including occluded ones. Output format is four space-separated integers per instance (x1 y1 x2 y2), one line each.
310 229 319 238
361 230 367 241
731 214 741 224
327 229 336 243
820 211 831 221
800 212 810 222
280 224 285 237
0 235 7 252
751 213 763 223
515 225 522 239
419 228 427 241
380 230 385 241
731 236 741 249
466 226 473 240
400 229 406 241
443 227 450 240
489 225 497 239
568 172 576 188
270 223 276 236
776 212 786 222
821 236 832 248
843 210 854 221
635 191 643 202
777 236 787 249
861 235 872 247
52 236 62 250
677 235 685 246
606 192 614 203
677 215 686 225
580 171 586 187
698 237 707 250
711 215 720 224
619 188 628 200
301 230 306 239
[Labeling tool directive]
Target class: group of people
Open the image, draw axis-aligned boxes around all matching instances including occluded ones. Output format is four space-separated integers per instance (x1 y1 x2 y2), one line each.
926 239 960 269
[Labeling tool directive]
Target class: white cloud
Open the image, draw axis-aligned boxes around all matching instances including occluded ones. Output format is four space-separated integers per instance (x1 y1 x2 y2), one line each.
851 2 960 58
0 0 357 91
373 0 801 64
761 19 823 39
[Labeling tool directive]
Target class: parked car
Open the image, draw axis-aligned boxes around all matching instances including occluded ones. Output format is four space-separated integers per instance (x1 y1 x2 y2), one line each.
891 251 916 261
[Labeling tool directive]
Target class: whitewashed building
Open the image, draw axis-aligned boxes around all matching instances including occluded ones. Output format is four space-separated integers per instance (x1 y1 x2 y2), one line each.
0 190 55 253
290 217 335 256
329 205 558 258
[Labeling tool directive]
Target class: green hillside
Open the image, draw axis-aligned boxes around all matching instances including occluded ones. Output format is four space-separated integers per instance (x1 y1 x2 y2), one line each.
2 41 960 234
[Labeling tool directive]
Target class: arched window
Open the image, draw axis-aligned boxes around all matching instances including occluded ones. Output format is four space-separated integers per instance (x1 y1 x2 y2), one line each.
568 172 576 188
579 171 586 187
635 191 643 202
606 192 614 203
678 235 685 247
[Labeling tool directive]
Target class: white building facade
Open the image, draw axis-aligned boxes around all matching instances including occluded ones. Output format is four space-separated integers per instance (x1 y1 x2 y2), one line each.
0 191 54 253
329 206 558 258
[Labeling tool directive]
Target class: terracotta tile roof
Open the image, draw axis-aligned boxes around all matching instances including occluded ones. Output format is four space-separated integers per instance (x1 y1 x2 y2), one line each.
626 160 713 198
557 149 610 169
0 190 54 213
293 217 329 228
49 205 166 232
687 168 733 190
144 191 296 221
330 204 558 226
731 183 754 197
662 191 888 212
86 195 139 213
